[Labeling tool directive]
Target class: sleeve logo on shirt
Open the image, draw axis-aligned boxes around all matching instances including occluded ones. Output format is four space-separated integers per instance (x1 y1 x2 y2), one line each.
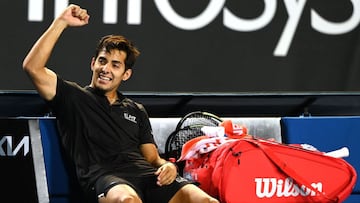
124 112 137 123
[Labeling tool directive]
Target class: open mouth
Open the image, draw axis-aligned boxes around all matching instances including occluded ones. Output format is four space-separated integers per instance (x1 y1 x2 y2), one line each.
99 74 112 82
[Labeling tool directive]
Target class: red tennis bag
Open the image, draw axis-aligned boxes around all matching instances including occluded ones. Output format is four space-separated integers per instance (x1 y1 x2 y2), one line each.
183 138 357 203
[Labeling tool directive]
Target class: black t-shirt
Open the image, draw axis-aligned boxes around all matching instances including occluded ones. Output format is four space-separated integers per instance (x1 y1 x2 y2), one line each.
48 77 157 192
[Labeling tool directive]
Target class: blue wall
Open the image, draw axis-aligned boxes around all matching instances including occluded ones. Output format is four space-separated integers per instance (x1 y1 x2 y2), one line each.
282 116 360 203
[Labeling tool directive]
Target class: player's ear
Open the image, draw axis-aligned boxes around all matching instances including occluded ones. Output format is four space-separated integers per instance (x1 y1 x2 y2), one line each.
90 57 95 71
122 68 132 81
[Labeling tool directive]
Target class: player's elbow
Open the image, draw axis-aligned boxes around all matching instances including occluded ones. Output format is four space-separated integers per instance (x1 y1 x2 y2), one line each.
22 58 42 78
22 58 33 73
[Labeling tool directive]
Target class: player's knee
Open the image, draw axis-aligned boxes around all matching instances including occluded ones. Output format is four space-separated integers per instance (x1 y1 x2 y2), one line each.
203 196 219 203
209 197 220 203
120 195 142 203
102 194 142 203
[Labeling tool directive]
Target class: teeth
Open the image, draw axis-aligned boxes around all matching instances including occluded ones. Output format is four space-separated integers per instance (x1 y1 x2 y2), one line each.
99 75 111 81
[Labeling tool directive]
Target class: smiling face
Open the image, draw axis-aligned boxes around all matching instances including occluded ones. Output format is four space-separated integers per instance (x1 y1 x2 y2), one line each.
90 48 132 97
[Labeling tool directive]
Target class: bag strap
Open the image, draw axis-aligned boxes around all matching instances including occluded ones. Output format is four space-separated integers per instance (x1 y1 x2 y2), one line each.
246 139 338 203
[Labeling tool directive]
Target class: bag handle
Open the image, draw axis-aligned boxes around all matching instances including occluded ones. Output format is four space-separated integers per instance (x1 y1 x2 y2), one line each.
246 139 338 203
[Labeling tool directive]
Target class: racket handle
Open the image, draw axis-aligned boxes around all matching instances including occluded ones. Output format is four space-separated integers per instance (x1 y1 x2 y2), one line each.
324 147 349 158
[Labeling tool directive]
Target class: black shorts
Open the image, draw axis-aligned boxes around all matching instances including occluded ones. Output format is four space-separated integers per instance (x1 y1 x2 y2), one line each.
95 174 191 202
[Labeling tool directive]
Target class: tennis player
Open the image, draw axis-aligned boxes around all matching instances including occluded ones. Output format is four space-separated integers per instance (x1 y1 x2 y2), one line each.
23 4 219 203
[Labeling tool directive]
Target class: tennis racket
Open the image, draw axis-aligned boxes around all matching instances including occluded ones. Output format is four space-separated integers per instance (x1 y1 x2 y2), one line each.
174 111 223 130
165 111 223 161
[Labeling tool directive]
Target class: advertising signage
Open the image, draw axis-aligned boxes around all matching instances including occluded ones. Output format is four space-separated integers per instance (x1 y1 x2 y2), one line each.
2 0 360 92
0 119 39 203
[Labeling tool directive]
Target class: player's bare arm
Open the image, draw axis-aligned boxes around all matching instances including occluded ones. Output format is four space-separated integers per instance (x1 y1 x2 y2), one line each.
22 4 89 101
140 143 177 186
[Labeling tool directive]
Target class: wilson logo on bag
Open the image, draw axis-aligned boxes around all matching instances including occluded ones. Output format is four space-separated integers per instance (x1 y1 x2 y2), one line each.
254 177 322 198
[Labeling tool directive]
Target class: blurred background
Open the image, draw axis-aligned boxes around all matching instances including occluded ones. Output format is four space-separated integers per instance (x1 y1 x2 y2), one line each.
2 0 360 92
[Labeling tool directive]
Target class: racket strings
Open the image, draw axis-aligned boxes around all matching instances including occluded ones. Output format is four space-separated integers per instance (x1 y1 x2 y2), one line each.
166 112 223 160
168 127 204 159
179 117 221 129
